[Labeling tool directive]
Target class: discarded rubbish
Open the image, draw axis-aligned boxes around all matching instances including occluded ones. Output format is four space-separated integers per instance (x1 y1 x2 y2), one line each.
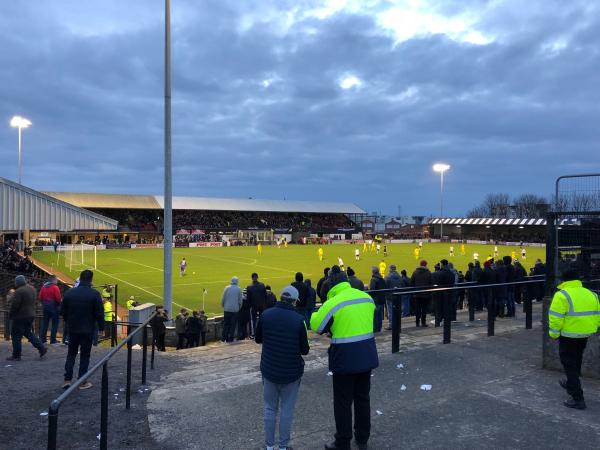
119 388 126 392
376 410 383 415
132 344 142 350
400 385 407 391
5 365 12 368
40 412 48 416
396 363 404 369
97 434 101 441
327 371 333 376
420 384 432 391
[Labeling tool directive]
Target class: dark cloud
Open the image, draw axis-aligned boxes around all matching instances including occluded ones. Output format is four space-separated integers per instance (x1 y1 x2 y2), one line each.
0 0 599 216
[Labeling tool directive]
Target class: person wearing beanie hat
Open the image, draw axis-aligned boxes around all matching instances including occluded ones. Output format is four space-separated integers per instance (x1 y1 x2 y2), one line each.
346 267 365 291
311 266 378 450
255 285 309 450
369 266 387 332
384 264 405 331
7 276 47 361
221 276 243 343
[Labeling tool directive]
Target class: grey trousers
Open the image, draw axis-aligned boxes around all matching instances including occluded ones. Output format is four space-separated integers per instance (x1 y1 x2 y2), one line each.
263 377 301 448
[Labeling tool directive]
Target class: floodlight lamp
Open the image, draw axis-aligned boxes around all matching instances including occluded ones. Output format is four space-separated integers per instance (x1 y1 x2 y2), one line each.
432 163 450 173
10 116 32 128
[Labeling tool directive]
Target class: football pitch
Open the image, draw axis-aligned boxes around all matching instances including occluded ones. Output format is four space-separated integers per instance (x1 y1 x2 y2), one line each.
32 243 545 317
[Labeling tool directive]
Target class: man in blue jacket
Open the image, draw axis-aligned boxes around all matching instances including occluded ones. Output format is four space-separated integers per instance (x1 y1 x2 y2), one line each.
255 286 310 450
61 270 104 390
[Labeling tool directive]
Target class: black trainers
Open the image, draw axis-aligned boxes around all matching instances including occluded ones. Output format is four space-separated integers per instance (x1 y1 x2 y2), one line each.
559 379 568 390
6 356 21 361
356 440 368 450
564 398 586 410
39 347 48 358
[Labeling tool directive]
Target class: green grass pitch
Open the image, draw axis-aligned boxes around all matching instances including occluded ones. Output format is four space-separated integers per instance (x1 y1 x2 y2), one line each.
32 243 545 317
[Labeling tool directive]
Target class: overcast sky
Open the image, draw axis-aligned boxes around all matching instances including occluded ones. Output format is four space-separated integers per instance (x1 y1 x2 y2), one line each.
0 0 598 216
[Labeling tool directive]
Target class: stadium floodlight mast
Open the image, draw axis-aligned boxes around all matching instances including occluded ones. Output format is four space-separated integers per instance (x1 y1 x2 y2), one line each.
432 163 450 240
163 0 173 320
10 115 32 251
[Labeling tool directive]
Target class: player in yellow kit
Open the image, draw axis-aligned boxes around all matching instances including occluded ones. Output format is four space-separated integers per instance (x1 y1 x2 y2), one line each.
460 243 465 256
362 242 367 253
414 247 420 260
257 243 262 255
379 260 387 278
370 241 376 252
284 239 288 248
318 247 324 261
511 250 516 261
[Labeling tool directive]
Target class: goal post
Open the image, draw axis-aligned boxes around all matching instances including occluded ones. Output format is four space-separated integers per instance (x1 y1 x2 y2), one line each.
67 244 97 271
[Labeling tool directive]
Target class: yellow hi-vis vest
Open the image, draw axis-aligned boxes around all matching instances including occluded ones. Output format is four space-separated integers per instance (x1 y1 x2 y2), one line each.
126 299 135 310
103 300 114 322
548 280 600 339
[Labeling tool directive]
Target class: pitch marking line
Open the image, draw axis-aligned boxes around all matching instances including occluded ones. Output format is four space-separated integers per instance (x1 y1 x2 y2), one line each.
140 274 312 289
94 267 188 310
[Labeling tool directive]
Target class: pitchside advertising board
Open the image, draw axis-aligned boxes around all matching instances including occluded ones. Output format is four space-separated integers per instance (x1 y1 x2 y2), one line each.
36 242 224 251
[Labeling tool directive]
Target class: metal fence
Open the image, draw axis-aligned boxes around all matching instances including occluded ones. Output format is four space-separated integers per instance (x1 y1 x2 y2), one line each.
47 312 157 450
364 276 547 353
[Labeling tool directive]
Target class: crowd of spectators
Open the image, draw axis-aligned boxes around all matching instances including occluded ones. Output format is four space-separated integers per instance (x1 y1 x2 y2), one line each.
88 208 356 233
1 241 35 274
174 233 223 243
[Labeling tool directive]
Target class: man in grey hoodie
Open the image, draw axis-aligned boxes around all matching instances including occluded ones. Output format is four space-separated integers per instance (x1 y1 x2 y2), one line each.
221 276 243 343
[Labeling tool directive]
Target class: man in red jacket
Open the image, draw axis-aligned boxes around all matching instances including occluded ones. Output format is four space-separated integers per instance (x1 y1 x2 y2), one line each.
39 276 62 344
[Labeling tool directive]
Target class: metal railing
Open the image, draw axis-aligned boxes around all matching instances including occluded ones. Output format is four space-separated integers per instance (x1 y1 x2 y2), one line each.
47 311 157 450
363 276 547 353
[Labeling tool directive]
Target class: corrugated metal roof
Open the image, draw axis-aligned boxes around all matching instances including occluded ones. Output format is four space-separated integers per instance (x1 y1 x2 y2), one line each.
1 178 117 232
42 191 365 214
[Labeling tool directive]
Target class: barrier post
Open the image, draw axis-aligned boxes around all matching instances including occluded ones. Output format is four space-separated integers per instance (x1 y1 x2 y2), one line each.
525 293 533 330
100 363 109 450
391 295 401 353
443 292 451 344
487 290 495 337
126 324 132 409
142 325 148 385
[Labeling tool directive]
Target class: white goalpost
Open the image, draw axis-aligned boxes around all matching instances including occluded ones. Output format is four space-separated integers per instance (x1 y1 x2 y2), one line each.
67 244 97 271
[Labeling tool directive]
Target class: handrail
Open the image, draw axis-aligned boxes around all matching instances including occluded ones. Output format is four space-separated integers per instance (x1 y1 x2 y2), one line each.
47 311 157 450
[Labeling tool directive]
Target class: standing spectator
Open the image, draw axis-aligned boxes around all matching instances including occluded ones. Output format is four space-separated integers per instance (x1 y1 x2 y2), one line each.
369 266 387 332
432 260 455 326
255 286 310 450
471 261 484 310
503 256 516 317
457 271 466 310
346 267 365 291
198 310 208 346
265 285 277 310
150 305 168 351
291 272 309 325
310 266 378 450
6 275 47 361
221 276 242 343
101 286 114 339
514 260 527 305
494 259 508 318
60 270 103 389
38 275 62 345
548 269 600 409
533 259 547 302
411 260 433 327
175 308 189 350
400 270 412 317
318 267 331 302
479 260 497 314
247 273 267 332
384 265 404 331
305 279 317 327
185 311 202 348
238 287 252 340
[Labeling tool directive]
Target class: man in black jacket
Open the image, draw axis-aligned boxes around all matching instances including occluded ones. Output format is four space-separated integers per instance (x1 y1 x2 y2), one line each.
369 267 387 332
411 260 433 327
247 273 267 333
255 286 309 450
7 275 47 361
503 256 516 317
432 260 455 326
291 272 309 323
61 270 104 390
317 267 331 302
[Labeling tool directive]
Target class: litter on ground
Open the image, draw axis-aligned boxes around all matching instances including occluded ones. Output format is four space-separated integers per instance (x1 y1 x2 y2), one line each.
420 384 432 391
396 363 404 369
401 385 407 391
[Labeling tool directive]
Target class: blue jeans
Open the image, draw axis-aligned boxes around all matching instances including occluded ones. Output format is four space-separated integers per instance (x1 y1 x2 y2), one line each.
373 304 384 332
506 291 516 317
263 377 301 449
222 311 238 342
64 333 93 381
386 300 394 328
40 303 60 344
11 318 45 358
401 295 411 317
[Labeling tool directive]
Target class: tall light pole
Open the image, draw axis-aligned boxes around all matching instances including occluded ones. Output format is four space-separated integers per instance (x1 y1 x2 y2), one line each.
11 115 32 251
433 163 450 241
163 0 173 318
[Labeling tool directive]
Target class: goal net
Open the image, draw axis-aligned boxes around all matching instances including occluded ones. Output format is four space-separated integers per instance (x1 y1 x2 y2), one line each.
66 244 97 271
